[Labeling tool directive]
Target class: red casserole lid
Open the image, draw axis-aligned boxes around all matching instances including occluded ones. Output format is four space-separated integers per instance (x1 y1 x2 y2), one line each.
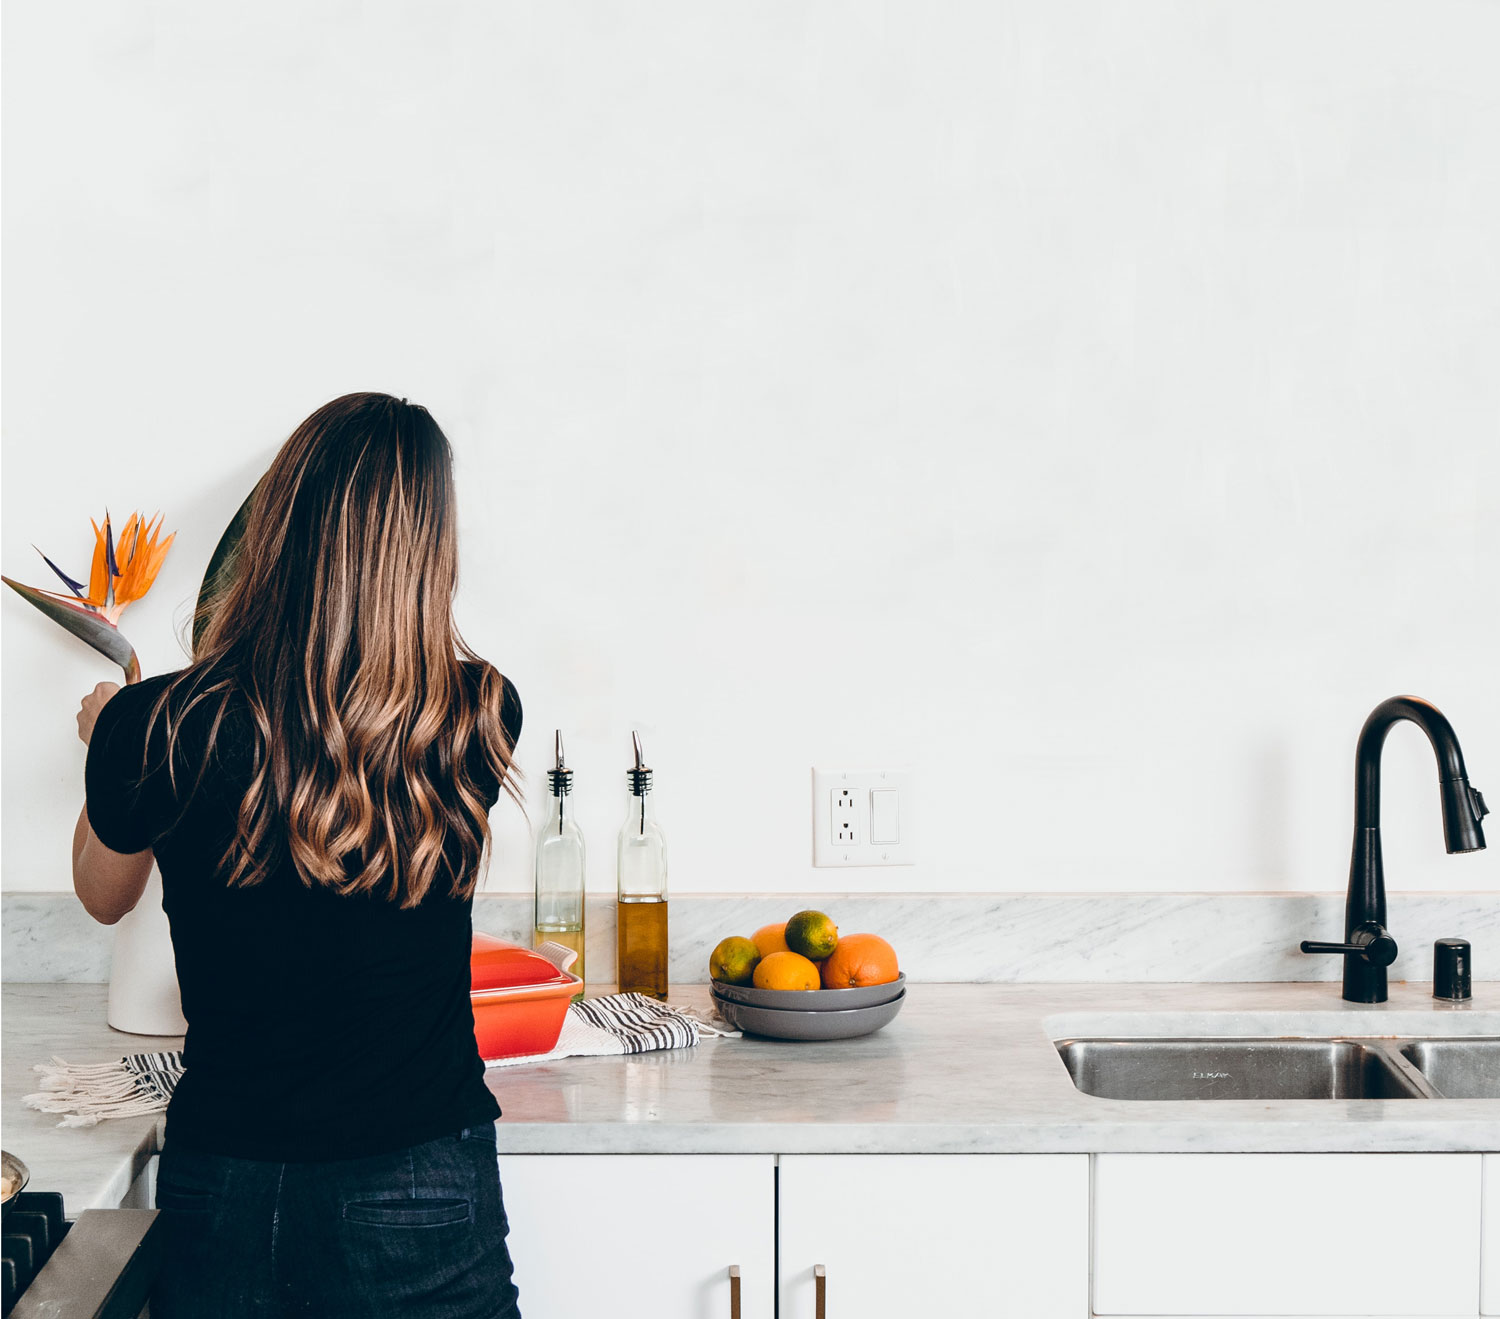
470 931 573 992
469 932 580 1061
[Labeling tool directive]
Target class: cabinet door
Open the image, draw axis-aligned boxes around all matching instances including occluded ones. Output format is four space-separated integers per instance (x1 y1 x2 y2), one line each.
119 1154 158 1209
1093 1153 1482 1316
1484 1154 1499 1316
499 1154 774 1319
778 1154 1087 1318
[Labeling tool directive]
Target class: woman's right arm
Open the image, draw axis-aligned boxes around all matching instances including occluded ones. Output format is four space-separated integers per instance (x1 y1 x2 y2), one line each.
71 804 152 925
74 681 156 925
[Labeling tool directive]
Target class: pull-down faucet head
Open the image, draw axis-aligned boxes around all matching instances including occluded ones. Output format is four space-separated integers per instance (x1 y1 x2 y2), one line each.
1354 696 1488 853
1438 776 1488 854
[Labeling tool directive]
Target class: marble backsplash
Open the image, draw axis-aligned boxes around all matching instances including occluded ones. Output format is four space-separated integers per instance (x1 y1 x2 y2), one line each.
4 890 1497 986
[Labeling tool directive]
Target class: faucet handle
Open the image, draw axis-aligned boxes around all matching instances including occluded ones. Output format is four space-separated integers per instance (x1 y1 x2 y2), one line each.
1300 922 1398 968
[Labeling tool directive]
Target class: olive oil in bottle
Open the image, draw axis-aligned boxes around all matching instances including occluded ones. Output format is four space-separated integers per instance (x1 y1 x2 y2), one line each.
534 731 585 999
616 731 668 998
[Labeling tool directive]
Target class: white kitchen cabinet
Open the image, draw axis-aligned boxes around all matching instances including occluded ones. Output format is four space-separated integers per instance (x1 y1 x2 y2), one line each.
778 1154 1087 1318
1483 1154 1499 1315
119 1153 157 1209
1093 1153 1483 1316
499 1154 774 1319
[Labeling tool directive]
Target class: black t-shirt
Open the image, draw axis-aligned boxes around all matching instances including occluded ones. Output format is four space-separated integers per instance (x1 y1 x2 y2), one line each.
84 664 520 1163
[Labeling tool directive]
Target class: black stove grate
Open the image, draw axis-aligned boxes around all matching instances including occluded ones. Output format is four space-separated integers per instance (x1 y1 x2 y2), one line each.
2 1192 68 1316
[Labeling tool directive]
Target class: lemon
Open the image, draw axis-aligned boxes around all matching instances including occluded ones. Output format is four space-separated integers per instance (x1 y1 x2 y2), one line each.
709 936 761 986
785 910 839 961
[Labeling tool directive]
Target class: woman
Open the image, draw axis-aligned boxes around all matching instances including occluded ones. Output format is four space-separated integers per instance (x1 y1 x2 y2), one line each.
73 393 524 1318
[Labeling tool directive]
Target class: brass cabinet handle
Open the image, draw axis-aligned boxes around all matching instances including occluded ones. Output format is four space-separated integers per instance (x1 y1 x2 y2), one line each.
815 1264 826 1319
728 1265 740 1319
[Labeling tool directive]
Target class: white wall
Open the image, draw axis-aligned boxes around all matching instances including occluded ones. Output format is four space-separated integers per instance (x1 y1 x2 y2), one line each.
3 1 1498 897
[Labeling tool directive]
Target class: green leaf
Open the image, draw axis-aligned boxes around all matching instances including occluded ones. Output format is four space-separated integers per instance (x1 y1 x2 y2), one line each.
193 476 264 653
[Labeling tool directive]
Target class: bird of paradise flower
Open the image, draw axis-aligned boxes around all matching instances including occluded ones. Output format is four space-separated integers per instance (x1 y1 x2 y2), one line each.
3 512 175 685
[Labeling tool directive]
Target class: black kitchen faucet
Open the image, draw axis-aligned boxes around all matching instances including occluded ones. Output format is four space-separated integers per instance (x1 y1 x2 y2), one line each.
1301 696 1488 1003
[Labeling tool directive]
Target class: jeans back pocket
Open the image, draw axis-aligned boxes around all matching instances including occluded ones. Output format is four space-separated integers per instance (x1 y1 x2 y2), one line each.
341 1198 474 1228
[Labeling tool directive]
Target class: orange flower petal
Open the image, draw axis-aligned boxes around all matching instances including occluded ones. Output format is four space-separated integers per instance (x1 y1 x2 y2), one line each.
118 513 141 568
87 517 110 607
110 513 174 608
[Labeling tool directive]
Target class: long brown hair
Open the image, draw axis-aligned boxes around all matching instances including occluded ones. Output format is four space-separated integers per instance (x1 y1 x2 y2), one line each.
154 392 519 907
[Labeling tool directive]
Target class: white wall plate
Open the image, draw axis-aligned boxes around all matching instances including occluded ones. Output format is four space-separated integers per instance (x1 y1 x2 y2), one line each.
811 768 916 867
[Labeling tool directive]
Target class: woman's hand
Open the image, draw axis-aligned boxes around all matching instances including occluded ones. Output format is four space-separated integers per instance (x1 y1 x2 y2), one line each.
77 682 121 746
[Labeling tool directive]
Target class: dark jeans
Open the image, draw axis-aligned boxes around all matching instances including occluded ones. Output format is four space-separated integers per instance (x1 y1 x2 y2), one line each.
152 1122 521 1318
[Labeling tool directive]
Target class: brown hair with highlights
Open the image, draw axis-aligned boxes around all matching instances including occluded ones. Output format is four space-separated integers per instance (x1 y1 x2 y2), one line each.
153 392 519 907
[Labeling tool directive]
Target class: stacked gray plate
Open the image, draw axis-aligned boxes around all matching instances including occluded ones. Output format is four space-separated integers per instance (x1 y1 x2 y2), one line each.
710 975 906 1041
712 973 906 1011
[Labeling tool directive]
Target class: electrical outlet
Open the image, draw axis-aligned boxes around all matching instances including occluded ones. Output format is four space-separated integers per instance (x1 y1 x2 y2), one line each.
812 768 916 867
832 787 863 844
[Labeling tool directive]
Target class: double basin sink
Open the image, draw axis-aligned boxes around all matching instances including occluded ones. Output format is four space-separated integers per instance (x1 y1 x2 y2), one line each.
1056 1036 1499 1101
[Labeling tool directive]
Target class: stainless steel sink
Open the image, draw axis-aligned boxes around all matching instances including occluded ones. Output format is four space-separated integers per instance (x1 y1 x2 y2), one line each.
1398 1038 1500 1099
1055 1037 1433 1101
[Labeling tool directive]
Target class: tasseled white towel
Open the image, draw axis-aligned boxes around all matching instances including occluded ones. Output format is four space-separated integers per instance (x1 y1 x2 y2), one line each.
25 1051 185 1128
24 996 739 1125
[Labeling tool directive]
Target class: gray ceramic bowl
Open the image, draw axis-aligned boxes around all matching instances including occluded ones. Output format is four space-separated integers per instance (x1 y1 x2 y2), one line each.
711 986 905 1041
709 972 906 1012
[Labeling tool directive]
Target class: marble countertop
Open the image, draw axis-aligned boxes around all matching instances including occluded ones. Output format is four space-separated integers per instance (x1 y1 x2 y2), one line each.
6 980 1499 1215
2 984 176 1216
492 980 1500 1156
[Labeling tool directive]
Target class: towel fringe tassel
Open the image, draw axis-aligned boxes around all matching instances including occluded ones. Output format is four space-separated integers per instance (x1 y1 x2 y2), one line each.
24 1055 168 1127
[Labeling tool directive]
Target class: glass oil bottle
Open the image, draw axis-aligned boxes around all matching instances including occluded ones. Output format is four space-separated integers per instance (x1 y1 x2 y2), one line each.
616 731 668 999
534 730 585 998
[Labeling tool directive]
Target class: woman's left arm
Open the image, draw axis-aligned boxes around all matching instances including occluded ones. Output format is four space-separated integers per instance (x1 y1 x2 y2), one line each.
74 682 154 925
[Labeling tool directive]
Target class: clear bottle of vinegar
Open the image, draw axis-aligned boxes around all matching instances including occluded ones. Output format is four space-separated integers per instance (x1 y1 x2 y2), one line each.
534 731 585 998
616 731 668 999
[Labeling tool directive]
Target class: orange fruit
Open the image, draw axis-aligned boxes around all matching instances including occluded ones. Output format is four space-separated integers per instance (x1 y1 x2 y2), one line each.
785 910 839 961
752 950 821 991
751 922 791 959
820 933 899 988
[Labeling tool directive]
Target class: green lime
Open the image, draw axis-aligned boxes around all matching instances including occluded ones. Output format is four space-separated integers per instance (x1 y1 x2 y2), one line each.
785 910 839 961
709 936 761 986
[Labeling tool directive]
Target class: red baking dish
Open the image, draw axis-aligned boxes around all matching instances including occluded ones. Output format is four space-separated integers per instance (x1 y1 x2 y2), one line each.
470 932 580 1061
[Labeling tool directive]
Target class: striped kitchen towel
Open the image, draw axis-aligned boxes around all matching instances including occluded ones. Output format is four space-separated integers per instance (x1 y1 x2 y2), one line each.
24 1000 739 1124
25 1051 184 1128
484 992 739 1069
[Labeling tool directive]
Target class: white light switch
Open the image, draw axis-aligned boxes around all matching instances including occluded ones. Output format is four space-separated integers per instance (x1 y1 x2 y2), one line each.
811 768 916 867
870 789 899 845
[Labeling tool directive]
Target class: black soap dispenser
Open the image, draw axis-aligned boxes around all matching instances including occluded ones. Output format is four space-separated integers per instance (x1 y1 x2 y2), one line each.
1433 938 1472 1002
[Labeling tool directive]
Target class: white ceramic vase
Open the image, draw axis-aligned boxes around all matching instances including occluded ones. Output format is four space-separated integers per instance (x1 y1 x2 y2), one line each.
106 865 187 1036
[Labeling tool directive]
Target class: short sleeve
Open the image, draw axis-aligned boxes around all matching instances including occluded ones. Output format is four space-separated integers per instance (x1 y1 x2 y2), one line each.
500 675 523 753
84 679 171 854
459 664 521 810
477 674 522 810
